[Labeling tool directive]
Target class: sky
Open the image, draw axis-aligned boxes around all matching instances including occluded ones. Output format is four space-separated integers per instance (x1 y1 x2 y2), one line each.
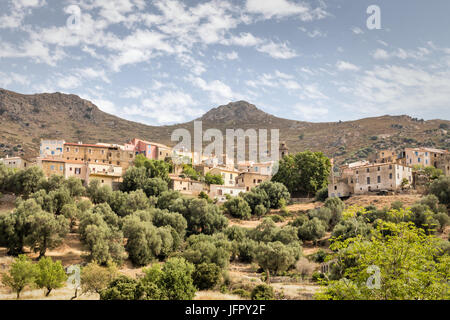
0 0 449 126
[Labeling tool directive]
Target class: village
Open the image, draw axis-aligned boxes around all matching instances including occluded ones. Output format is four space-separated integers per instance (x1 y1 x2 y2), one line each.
1 138 449 202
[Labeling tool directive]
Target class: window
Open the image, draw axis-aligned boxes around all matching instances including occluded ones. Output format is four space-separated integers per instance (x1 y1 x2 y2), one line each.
75 148 79 153
50 165 55 170
356 170 358 174
377 176 381 183
418 157 421 163
389 164 392 169
334 186 337 190
75 168 81 175
88 149 92 154
366 168 369 173
389 173 393 179
60 165 63 171
367 177 370 184
377 166 380 171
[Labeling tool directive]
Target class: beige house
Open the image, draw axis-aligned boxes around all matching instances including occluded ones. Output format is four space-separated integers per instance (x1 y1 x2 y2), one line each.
40 159 66 177
236 172 271 191
209 184 246 202
0 156 33 169
403 147 447 168
209 167 240 187
170 175 205 196
329 162 413 198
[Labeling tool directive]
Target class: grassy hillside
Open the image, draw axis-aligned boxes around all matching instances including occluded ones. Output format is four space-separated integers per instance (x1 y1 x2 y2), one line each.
1 88 449 165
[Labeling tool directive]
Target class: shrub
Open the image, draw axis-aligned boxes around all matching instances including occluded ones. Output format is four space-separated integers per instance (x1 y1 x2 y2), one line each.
268 214 284 223
331 217 372 241
100 275 139 300
429 176 450 205
232 288 251 298
223 197 251 219
315 186 328 202
81 261 118 295
256 181 291 209
297 218 326 242
251 284 274 300
295 257 316 279
193 263 221 290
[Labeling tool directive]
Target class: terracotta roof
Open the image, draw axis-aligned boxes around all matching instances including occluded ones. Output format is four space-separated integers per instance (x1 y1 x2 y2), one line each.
64 143 112 148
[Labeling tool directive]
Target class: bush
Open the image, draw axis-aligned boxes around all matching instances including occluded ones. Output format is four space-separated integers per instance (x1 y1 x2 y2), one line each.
315 186 328 202
429 176 450 205
255 241 301 282
268 214 284 223
193 263 221 290
223 197 251 219
232 288 251 298
100 275 139 300
251 284 274 300
295 257 316 279
297 218 326 242
81 262 118 294
331 217 372 241
237 239 258 263
324 197 345 227
256 181 291 209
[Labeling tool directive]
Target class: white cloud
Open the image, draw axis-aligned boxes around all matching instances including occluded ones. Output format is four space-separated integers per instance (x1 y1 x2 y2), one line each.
336 60 360 71
351 27 364 35
257 41 298 59
294 103 329 121
121 86 145 98
123 90 200 124
57 75 82 89
246 0 328 21
189 76 241 104
372 47 432 61
216 51 239 60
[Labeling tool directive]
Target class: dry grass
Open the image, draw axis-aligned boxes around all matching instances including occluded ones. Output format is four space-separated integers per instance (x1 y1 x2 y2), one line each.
344 194 423 209
195 291 243 300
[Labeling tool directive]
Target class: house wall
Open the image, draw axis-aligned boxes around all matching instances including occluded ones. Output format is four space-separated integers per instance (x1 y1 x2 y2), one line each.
209 168 239 186
236 172 270 191
41 160 65 177
354 163 412 194
209 184 246 202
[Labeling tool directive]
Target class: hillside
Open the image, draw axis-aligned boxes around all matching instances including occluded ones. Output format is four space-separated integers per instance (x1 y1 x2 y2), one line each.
1 88 449 164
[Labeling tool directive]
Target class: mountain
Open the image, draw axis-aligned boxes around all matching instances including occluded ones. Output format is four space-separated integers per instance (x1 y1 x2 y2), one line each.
0 88 449 165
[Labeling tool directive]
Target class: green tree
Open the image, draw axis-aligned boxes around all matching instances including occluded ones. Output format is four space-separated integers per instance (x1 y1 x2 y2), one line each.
429 176 450 205
144 178 168 198
87 180 112 204
26 210 69 257
81 261 118 295
205 172 224 185
0 199 39 255
159 257 196 300
255 241 301 283
317 222 450 300
272 151 331 197
61 203 80 232
1 255 36 299
256 181 290 209
223 197 251 219
13 166 45 197
35 257 67 296
297 217 326 242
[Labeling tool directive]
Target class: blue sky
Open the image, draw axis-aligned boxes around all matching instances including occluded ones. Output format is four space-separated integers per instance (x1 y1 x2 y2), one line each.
1 0 449 125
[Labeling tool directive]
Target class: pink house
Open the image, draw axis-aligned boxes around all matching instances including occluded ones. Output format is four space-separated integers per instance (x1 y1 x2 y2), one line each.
128 138 171 160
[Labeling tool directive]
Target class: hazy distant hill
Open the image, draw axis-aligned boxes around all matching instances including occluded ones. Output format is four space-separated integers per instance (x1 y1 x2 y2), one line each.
0 88 449 165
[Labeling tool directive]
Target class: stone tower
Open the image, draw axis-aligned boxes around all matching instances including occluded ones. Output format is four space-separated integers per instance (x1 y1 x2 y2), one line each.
279 141 289 159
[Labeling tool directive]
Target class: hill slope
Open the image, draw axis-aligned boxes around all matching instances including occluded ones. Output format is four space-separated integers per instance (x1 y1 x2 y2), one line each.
0 89 449 164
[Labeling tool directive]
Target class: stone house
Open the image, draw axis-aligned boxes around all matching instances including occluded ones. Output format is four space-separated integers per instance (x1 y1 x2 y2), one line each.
236 172 271 191
209 184 246 202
